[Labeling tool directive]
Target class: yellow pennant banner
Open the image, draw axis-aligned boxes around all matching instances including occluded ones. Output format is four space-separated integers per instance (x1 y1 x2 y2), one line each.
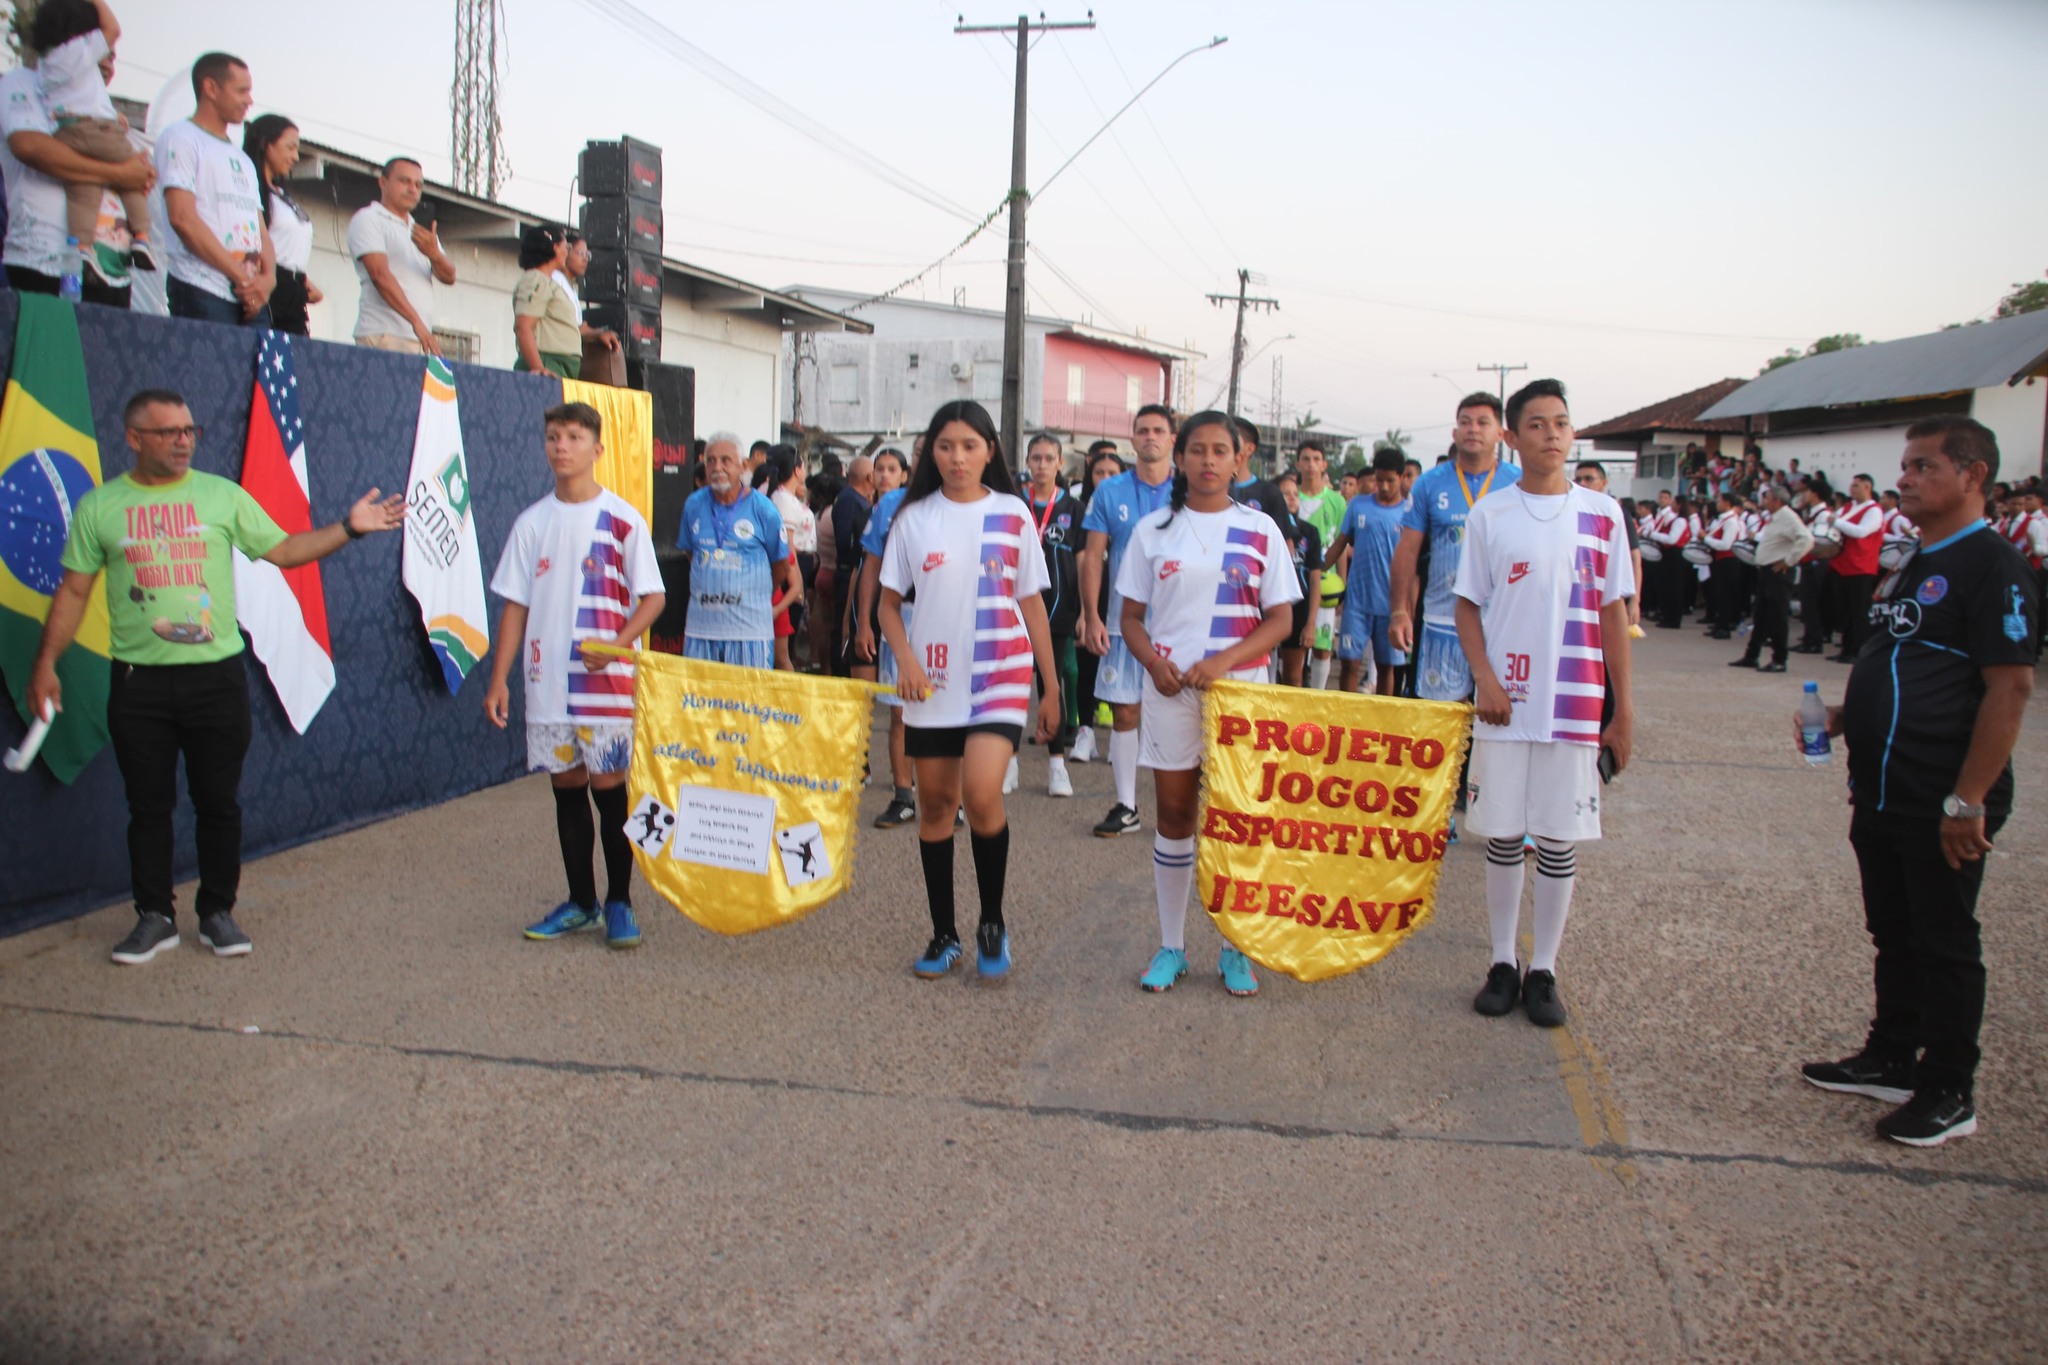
617 650 882 933
1199 681 1473 982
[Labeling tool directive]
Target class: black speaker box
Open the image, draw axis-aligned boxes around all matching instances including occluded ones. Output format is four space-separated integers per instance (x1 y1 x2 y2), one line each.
584 246 664 309
579 197 663 256
587 300 662 363
578 137 663 203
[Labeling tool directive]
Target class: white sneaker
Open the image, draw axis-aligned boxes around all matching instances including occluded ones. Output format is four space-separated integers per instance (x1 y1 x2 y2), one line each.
1002 755 1019 794
1070 727 1096 763
1047 761 1073 797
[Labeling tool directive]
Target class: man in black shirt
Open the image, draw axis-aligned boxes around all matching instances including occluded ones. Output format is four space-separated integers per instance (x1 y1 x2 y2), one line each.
1800 415 2037 1148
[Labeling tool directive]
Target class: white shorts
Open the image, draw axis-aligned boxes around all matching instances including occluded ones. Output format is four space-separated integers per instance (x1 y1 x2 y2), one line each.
527 721 633 776
1136 679 1202 770
1463 739 1603 842
1095 635 1145 706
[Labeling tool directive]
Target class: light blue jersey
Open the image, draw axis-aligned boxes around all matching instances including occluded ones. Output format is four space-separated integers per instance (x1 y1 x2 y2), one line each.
1401 460 1521 629
1339 493 1410 616
676 487 787 641
1081 466 1173 638
861 486 907 560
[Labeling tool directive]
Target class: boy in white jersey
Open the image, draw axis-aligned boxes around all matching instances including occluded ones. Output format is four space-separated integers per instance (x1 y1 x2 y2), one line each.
1117 411 1301 998
486 404 667 947
1453 380 1634 1028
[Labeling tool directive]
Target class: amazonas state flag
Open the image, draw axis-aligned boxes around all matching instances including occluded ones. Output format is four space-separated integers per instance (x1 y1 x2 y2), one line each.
234 330 334 732
401 357 488 693
0 297 111 783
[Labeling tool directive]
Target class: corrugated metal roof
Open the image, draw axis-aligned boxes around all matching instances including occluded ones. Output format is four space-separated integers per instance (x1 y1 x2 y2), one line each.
1700 309 2048 419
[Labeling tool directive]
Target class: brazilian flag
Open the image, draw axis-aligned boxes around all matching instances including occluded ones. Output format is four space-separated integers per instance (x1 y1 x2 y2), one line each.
0 297 111 783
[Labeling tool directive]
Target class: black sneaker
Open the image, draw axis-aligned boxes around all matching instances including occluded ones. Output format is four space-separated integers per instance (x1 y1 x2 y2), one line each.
110 912 179 965
129 239 159 273
1876 1089 1977 1147
873 797 917 829
1521 969 1567 1028
1093 803 1141 837
1801 1051 1914 1104
1728 657 1759 668
1759 661 1788 673
198 911 253 957
1472 961 1520 1016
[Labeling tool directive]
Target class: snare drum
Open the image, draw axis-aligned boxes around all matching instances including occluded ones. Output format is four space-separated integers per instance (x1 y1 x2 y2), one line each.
1733 540 1758 566
1682 542 1713 566
1809 525 1844 559
1878 540 1914 571
1639 542 1663 562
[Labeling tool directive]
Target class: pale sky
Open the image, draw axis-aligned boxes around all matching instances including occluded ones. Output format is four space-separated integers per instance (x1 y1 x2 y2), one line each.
102 0 2048 448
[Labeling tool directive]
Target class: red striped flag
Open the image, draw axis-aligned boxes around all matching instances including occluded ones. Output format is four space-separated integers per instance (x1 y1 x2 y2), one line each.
234 332 334 732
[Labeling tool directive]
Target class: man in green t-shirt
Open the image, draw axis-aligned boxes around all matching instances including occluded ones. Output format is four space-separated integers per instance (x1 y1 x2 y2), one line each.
28 388 405 965
1293 440 1346 690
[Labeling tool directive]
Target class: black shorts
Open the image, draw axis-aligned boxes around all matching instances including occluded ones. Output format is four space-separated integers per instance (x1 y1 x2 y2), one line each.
904 722 1023 758
1289 595 1313 642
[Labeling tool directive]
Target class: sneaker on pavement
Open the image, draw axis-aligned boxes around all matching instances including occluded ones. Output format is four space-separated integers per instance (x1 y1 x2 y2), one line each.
110 912 179 965
1521 969 1567 1027
1472 961 1520 1016
874 797 917 829
1760 660 1788 673
913 934 963 979
197 911 252 957
1876 1088 1977 1147
525 902 601 940
1800 1051 1915 1104
1446 813 1458 845
1002 755 1020 795
604 901 641 949
1138 946 1188 993
1070 727 1096 763
1047 762 1073 798
1218 945 1259 997
976 922 1012 979
1093 802 1141 837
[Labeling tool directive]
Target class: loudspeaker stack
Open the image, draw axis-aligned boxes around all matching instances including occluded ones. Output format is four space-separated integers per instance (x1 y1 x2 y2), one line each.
578 136 664 363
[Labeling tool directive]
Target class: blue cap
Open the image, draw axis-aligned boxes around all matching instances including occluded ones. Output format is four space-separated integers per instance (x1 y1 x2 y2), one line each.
1802 680 1819 691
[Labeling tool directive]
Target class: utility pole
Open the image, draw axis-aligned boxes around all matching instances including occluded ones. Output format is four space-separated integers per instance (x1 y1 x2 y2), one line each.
1207 269 1280 416
956 11 1096 466
1269 354 1283 433
451 0 511 199
1476 362 1528 408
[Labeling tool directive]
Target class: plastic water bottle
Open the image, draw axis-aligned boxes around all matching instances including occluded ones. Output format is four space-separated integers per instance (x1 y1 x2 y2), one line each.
1798 681 1831 766
58 237 83 302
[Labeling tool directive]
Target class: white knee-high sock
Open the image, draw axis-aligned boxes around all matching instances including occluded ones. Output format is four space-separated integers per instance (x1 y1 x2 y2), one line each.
1485 836 1526 966
1309 655 1332 690
1530 838 1577 973
1153 834 1195 949
1111 728 1139 810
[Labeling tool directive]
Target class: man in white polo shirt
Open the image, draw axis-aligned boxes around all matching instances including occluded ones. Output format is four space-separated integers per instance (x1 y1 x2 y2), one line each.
155 51 272 326
346 156 456 356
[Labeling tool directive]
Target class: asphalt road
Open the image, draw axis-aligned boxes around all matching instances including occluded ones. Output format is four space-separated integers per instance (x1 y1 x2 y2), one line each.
3 626 2044 1362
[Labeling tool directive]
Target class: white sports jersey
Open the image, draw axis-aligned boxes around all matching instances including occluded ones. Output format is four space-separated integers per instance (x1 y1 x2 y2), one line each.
1453 484 1634 747
1114 503 1301 678
489 490 665 724
880 489 1050 729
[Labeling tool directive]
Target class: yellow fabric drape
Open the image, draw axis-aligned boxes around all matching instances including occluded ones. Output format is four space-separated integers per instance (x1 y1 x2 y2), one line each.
1198 681 1474 982
620 652 884 934
560 378 653 530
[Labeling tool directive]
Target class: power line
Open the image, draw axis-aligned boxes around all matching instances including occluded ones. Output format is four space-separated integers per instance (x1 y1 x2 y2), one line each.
1099 33 1241 266
575 0 982 224
1268 274 1810 344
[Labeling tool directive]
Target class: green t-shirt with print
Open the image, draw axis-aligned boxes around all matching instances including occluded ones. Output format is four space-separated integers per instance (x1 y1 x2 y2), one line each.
1298 485 1347 601
60 469 289 665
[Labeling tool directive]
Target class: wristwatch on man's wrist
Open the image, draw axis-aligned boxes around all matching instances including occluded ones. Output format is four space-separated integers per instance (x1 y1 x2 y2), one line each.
1941 794 1986 820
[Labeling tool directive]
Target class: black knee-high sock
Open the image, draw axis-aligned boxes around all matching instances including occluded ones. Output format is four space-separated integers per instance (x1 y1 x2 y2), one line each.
552 784 598 910
590 784 633 906
970 825 1009 931
918 837 956 941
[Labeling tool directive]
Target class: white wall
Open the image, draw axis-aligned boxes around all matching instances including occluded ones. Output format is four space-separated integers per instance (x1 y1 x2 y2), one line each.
1754 428 1912 491
1971 378 2047 484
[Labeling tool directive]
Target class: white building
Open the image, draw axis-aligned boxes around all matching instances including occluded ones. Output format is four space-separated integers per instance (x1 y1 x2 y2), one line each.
276 138 867 441
778 287 1200 453
1700 311 2048 488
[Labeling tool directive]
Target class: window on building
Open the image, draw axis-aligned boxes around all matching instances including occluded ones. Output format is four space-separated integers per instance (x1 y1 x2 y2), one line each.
1125 375 1142 413
830 364 859 405
1066 364 1086 407
432 330 478 365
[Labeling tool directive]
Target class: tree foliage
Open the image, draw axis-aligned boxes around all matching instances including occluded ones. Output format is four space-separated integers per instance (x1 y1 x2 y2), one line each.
1994 278 2048 319
1761 333 1866 374
1373 428 1409 454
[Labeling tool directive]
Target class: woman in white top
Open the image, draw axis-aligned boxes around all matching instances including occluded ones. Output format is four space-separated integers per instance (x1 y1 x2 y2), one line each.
243 115 322 335
1115 410 1299 998
763 449 816 671
878 400 1060 983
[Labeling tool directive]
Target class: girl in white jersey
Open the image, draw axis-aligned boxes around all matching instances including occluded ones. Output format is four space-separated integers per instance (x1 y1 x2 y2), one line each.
1115 411 1301 997
879 401 1062 982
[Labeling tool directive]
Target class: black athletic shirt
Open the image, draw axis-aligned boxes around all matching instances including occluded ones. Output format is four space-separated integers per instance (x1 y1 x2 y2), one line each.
1841 521 2039 818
